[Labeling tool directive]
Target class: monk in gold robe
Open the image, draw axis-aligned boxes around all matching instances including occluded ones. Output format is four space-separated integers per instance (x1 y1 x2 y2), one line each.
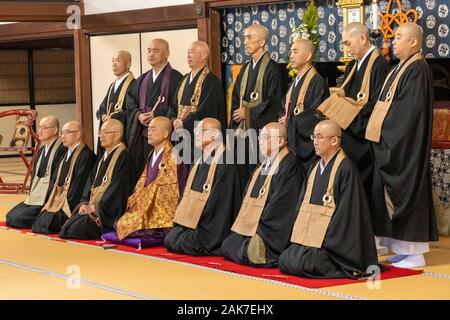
102 117 183 248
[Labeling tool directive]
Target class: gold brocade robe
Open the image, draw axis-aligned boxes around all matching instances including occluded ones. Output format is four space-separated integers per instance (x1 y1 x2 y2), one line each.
116 143 179 240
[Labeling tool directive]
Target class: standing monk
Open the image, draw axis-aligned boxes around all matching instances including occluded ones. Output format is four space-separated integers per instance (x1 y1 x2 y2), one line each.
167 41 227 167
366 22 438 268
96 50 135 155
231 24 283 181
279 38 329 172
317 22 388 196
126 39 183 183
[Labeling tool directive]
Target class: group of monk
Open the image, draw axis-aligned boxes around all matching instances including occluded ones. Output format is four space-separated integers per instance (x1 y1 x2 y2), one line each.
6 21 438 279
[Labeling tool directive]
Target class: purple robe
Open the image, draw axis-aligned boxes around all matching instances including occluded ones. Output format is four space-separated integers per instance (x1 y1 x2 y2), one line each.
102 147 187 248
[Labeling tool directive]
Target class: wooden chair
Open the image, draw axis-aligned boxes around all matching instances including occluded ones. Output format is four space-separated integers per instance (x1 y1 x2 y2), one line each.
0 109 40 193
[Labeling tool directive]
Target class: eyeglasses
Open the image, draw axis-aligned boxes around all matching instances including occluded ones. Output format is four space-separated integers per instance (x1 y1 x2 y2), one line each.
310 134 341 141
258 134 278 141
59 130 79 136
98 130 119 136
38 126 55 131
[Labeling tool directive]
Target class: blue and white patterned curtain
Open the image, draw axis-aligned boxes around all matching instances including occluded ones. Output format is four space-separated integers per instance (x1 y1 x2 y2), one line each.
220 0 450 64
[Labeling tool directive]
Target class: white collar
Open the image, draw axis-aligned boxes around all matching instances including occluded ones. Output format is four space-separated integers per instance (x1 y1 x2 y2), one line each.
66 142 81 161
152 63 168 82
252 52 265 69
295 66 312 87
319 149 341 174
114 72 129 92
262 149 280 172
44 138 58 156
357 46 375 71
202 143 220 162
103 143 121 161
151 147 164 167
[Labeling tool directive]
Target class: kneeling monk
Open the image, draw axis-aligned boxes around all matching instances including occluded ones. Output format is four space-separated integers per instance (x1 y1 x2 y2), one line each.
102 117 185 248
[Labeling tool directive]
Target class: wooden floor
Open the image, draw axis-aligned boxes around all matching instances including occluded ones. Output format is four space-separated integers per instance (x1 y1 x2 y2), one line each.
1 157 450 300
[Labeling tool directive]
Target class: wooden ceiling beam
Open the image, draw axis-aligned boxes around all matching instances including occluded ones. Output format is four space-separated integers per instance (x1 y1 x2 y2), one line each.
0 1 83 22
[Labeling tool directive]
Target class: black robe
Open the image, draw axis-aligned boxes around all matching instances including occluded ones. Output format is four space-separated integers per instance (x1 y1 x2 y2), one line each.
341 53 389 196
370 55 438 242
31 145 96 234
164 155 244 256
5 140 66 228
230 55 283 184
278 154 379 279
167 67 227 164
58 147 132 240
96 77 135 156
285 72 330 173
230 54 283 132
126 66 183 183
221 152 304 268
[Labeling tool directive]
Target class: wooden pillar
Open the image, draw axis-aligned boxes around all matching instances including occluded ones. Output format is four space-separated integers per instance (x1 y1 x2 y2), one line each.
197 4 222 81
73 29 93 149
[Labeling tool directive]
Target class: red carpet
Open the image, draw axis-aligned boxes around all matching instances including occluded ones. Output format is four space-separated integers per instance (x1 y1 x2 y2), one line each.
0 222 423 289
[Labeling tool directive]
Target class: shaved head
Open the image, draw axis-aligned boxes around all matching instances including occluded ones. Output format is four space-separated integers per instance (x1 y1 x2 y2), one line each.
264 122 287 141
316 120 341 137
150 38 169 51
38 115 59 144
247 24 269 42
393 22 422 61
290 38 315 68
151 116 172 134
61 121 82 147
113 50 131 76
147 38 170 68
201 117 222 131
188 41 210 70
194 118 223 150
191 41 210 57
244 24 269 59
116 50 132 64
293 38 315 55
259 122 287 159
398 22 422 47
343 22 370 39
105 119 123 139
313 120 341 160
64 120 82 131
148 116 172 147
99 119 123 149
41 115 60 130
342 22 372 60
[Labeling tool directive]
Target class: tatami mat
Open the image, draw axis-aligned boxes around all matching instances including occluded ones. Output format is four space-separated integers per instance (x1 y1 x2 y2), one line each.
1 158 449 300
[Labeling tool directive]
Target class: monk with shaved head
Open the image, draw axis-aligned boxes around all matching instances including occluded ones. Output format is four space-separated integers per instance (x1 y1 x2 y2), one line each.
6 115 66 228
279 37 329 173
222 122 303 267
167 40 226 182
96 50 135 158
101 117 186 248
165 118 243 256
278 120 378 278
317 22 388 202
59 119 132 240
367 22 438 268
230 23 283 183
32 121 96 234
126 39 183 187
